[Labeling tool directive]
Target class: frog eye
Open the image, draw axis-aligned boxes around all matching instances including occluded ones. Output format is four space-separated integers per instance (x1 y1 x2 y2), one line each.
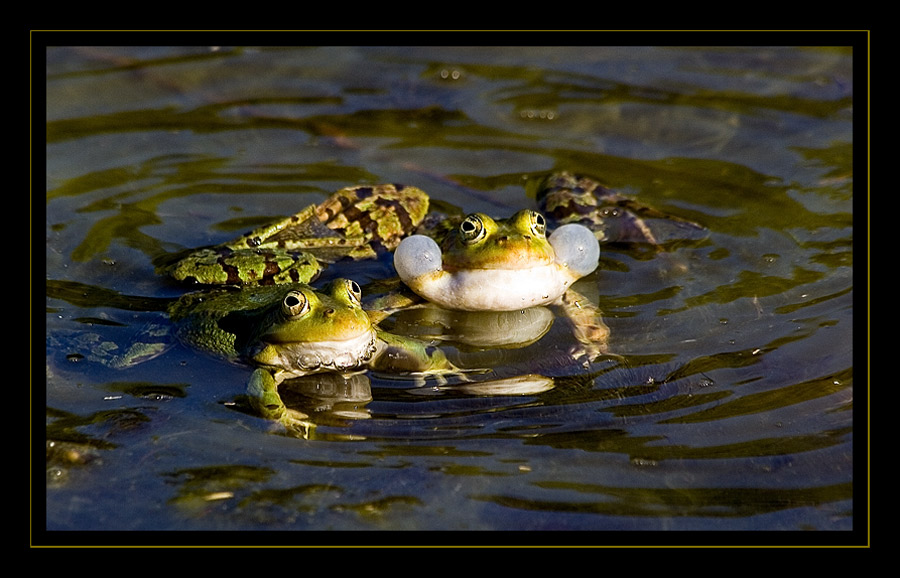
510 209 547 238
329 278 362 305
282 290 310 317
530 211 547 237
344 279 363 304
459 214 487 244
600 207 620 218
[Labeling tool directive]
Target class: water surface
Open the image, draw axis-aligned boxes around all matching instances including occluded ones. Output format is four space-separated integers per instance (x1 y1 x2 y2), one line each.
41 43 860 541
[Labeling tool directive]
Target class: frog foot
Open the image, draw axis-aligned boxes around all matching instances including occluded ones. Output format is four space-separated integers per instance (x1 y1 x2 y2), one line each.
421 364 490 386
556 289 611 365
278 410 316 439
247 368 316 437
569 341 607 367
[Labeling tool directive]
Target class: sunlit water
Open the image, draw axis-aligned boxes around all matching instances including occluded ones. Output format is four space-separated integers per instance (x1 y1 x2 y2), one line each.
41 44 860 541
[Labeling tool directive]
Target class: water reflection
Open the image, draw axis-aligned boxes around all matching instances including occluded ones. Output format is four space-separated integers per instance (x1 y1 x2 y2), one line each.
476 481 853 521
389 305 555 349
280 372 373 424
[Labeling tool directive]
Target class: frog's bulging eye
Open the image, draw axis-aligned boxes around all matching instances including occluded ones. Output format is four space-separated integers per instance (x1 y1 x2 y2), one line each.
600 207 620 218
460 214 487 244
349 280 361 300
509 209 547 239
282 290 310 317
344 279 362 304
330 278 362 306
530 211 547 237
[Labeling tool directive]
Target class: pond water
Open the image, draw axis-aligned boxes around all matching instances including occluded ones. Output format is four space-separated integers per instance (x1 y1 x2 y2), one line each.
41 42 862 543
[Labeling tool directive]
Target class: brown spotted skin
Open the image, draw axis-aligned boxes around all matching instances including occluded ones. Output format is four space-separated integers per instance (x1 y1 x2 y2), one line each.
161 184 429 286
536 171 706 245
315 184 429 252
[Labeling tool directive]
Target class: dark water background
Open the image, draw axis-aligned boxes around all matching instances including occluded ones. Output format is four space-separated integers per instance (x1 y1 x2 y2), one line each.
40 41 863 543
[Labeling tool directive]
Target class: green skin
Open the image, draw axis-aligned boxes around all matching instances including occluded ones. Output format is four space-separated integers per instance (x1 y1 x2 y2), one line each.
168 279 454 434
436 209 557 270
158 184 430 286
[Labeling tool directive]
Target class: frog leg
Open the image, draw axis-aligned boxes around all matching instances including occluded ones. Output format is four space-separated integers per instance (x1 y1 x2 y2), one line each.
223 203 374 263
230 184 429 261
362 282 426 325
370 330 476 385
315 184 430 253
246 368 316 438
555 289 611 365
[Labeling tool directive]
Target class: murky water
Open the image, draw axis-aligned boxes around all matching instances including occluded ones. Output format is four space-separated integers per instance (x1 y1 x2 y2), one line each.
41 44 860 541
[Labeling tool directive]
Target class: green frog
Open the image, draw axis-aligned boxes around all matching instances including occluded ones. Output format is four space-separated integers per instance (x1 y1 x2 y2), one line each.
157 184 430 286
533 171 707 246
386 172 703 353
393 209 599 311
167 278 456 435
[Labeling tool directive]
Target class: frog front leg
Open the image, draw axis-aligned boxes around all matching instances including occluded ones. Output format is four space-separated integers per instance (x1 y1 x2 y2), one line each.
556 289 611 365
246 368 316 438
370 330 471 384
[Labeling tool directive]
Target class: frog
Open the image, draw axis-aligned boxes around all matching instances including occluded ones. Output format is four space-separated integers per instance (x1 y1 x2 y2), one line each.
156 183 430 286
393 209 599 312
532 171 707 247
166 278 457 435
384 171 703 359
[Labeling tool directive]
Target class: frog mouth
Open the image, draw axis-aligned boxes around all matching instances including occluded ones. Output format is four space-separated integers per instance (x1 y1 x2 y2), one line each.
256 329 379 374
424 265 576 311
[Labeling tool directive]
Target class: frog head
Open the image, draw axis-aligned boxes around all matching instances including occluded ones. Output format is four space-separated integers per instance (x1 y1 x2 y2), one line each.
248 279 378 375
393 210 599 311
